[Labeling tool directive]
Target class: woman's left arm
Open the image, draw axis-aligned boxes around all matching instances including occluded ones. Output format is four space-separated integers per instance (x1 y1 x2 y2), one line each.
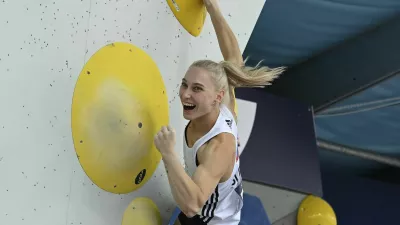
155 126 235 217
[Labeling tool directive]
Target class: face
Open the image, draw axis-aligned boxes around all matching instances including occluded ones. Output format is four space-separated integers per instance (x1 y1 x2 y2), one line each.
179 66 223 120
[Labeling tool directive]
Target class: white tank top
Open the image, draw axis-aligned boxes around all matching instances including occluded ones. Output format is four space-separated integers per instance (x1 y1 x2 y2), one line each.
182 104 243 225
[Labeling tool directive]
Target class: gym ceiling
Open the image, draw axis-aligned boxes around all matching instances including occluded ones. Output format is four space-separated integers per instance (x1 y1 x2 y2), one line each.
243 0 400 183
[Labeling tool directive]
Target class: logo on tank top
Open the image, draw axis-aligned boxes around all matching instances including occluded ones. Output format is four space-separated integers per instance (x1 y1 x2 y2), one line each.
225 119 232 129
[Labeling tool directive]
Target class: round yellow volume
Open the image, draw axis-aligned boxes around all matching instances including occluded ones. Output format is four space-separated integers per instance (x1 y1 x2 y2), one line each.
71 42 169 194
297 195 337 225
121 197 162 225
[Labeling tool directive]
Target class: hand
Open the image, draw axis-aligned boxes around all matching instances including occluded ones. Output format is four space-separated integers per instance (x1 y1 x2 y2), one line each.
154 125 176 156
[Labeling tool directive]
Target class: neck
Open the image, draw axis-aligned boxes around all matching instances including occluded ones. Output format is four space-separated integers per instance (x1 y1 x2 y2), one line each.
190 106 220 133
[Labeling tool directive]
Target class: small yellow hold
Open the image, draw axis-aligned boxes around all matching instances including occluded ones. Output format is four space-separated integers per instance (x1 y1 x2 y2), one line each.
297 195 337 225
121 197 162 225
166 0 207 37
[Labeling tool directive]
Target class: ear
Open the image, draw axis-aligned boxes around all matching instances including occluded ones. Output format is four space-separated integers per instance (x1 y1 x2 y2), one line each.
216 89 225 103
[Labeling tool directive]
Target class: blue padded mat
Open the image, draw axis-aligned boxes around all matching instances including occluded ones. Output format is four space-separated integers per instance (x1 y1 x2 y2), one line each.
168 193 271 225
168 207 181 225
239 193 271 225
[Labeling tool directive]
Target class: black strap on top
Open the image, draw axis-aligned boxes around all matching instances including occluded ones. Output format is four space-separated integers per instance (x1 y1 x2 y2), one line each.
178 212 208 225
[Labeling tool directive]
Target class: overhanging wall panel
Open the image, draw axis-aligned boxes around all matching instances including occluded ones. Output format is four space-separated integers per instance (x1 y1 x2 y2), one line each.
244 0 400 67
235 88 322 197
260 14 400 110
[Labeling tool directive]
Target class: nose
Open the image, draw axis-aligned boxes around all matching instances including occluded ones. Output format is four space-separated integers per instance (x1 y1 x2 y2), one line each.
180 88 192 99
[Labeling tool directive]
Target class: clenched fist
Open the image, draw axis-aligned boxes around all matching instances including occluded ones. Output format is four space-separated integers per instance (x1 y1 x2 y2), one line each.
154 125 176 156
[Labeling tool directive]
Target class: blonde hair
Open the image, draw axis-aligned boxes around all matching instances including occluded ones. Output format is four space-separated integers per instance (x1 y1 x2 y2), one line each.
190 58 285 104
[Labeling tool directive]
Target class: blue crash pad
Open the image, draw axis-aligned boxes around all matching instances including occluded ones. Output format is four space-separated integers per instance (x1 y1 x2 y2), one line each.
168 207 181 225
168 193 271 225
239 193 271 225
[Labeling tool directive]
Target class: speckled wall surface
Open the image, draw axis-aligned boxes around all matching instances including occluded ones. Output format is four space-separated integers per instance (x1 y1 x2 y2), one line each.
0 0 267 224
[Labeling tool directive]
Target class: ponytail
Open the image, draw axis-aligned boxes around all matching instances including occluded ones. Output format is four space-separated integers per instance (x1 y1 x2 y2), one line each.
190 58 285 105
219 58 286 88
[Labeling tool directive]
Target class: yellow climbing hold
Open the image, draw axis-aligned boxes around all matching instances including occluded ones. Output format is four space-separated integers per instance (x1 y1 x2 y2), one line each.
166 0 207 37
297 195 337 225
121 197 162 225
71 42 169 194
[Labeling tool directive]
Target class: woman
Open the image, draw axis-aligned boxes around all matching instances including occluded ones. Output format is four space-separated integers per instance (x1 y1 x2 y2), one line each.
154 0 285 224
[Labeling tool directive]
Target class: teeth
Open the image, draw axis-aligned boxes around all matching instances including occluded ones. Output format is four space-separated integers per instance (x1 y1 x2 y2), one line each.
183 103 195 107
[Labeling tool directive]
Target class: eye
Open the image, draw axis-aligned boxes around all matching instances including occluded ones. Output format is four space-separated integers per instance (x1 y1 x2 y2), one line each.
180 82 187 88
193 86 202 92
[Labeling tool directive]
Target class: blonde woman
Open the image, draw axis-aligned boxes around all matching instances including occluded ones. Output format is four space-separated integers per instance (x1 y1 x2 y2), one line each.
154 0 285 224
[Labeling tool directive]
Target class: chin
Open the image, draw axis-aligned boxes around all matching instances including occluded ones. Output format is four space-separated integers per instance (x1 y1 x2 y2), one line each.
183 112 195 121
183 109 200 121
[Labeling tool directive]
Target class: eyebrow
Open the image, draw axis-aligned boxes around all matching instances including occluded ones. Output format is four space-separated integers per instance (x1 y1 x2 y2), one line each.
182 78 205 87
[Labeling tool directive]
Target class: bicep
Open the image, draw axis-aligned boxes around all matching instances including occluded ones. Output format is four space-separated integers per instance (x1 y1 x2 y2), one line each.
191 135 236 203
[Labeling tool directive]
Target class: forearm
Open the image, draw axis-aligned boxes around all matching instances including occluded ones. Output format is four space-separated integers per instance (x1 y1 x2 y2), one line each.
206 2 243 64
163 152 202 216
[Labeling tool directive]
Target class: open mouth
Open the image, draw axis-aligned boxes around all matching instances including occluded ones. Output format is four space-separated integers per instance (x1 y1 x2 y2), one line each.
183 103 196 111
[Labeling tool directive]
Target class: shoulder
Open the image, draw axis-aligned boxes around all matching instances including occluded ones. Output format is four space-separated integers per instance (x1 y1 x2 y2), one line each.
211 132 235 146
208 132 234 145
198 132 236 163
195 132 236 179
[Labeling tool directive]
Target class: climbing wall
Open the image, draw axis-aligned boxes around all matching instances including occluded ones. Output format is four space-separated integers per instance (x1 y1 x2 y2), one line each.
0 0 265 224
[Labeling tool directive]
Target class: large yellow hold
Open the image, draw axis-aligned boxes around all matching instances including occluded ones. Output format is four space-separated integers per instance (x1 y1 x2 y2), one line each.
71 42 169 194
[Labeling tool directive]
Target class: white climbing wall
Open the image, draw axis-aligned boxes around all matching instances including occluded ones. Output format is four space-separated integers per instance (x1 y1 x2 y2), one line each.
0 0 267 224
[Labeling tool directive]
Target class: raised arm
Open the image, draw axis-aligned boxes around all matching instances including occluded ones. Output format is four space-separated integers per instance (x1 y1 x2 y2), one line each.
204 0 243 65
204 0 242 117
